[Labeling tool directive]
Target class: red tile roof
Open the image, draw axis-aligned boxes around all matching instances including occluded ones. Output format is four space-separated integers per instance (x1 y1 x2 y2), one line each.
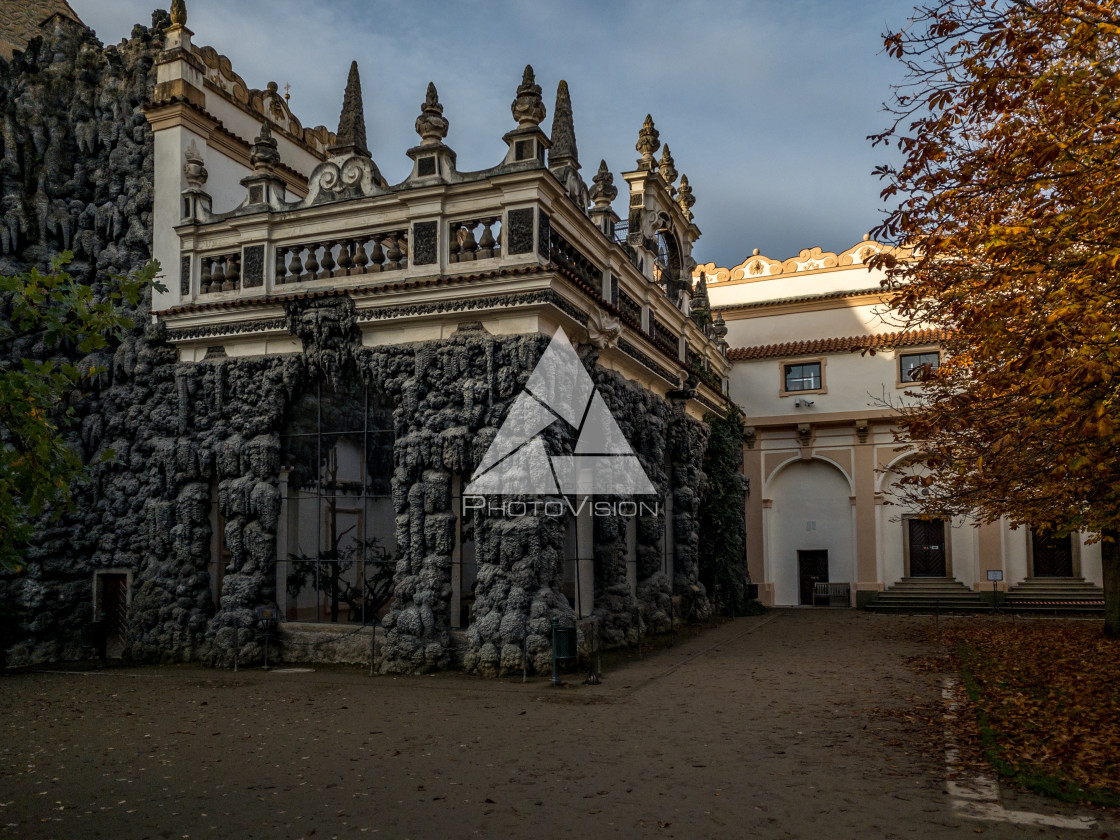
727 328 949 361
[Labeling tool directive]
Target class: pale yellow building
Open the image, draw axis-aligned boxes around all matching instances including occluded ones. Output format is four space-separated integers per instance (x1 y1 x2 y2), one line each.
699 240 1107 609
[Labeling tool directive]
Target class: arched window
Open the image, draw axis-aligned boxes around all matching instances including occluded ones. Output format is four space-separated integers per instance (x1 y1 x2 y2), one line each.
652 229 681 293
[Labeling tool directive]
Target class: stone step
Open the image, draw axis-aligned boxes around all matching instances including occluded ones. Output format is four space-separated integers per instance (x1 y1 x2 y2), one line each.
883 579 984 594
881 590 980 598
1005 576 1104 605
865 601 990 612
869 595 988 605
1009 578 1093 587
864 576 987 612
1007 580 1099 590
872 592 984 601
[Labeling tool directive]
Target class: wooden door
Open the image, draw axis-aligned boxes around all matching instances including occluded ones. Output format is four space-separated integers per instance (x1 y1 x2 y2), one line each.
798 550 829 605
908 519 947 577
1032 532 1073 577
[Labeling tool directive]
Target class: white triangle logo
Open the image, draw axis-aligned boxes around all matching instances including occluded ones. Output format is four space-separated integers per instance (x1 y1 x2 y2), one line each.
465 328 656 496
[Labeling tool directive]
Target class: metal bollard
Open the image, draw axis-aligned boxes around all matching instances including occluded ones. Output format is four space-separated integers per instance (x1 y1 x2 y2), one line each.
551 616 560 686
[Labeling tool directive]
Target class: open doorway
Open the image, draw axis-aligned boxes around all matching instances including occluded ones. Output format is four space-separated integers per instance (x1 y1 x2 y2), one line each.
797 550 828 606
94 571 130 658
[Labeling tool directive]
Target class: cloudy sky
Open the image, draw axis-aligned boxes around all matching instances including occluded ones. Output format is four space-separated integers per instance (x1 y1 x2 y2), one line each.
76 0 909 271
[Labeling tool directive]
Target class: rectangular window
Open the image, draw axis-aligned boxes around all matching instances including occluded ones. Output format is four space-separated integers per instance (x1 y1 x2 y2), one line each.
900 351 940 382
277 382 397 625
784 362 821 392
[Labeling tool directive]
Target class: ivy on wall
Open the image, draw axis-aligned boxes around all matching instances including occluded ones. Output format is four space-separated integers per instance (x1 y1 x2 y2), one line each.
698 405 750 614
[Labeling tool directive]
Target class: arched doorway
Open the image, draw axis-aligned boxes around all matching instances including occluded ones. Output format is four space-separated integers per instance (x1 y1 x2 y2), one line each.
767 458 854 605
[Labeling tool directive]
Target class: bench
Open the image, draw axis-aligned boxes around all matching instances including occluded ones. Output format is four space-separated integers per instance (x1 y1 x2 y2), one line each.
813 582 851 607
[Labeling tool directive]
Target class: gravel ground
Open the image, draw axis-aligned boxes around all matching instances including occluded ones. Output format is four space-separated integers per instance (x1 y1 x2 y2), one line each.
1 609 1114 839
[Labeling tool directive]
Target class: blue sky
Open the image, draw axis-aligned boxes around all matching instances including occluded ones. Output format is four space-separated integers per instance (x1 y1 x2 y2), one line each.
77 0 908 270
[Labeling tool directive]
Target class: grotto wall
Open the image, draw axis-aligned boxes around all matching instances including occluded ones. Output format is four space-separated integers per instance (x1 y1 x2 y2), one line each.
152 312 710 675
0 12 164 282
0 11 722 674
0 11 177 665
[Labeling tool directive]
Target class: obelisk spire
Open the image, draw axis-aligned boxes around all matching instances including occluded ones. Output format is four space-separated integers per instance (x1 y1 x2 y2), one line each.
549 80 579 169
330 61 369 157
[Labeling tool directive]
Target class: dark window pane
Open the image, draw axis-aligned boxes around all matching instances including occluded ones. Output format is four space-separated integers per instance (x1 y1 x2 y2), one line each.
900 352 940 382
784 362 821 391
278 381 396 623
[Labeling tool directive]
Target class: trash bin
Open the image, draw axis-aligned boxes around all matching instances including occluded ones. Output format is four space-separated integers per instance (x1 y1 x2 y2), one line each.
553 626 577 660
551 616 578 686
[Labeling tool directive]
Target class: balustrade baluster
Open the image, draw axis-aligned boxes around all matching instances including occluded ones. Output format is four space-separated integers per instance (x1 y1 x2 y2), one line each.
224 254 240 291
386 235 402 271
368 234 384 272
305 244 320 278
289 247 304 280
336 240 353 276
448 223 462 264
478 221 495 259
275 246 287 284
321 242 337 278
200 257 212 293
352 237 369 273
210 257 225 291
460 225 477 261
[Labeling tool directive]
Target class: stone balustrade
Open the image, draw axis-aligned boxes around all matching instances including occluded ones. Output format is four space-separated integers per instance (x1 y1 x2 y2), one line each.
650 315 680 360
448 217 501 263
617 289 642 328
199 250 241 294
175 198 723 395
547 226 599 288
276 230 409 284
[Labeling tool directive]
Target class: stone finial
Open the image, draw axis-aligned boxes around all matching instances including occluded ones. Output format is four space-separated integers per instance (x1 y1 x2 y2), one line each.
692 269 711 311
170 0 187 26
549 80 578 167
331 60 370 157
250 120 280 172
677 174 695 219
511 64 546 128
183 139 207 188
636 114 660 169
713 311 728 340
658 144 677 188
415 82 448 145
589 159 617 208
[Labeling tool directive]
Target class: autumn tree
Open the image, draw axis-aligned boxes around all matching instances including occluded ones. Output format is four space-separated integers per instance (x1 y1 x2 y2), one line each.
0 254 161 571
872 0 1120 635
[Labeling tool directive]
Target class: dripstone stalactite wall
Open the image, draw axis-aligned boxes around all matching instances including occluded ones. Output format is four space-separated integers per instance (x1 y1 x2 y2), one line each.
0 12 173 664
0 15 721 674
